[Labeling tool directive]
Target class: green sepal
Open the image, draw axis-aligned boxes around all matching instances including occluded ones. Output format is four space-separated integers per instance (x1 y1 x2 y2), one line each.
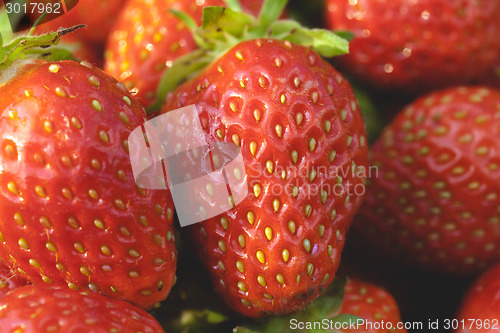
0 25 84 70
233 277 356 333
222 0 243 13
269 20 349 57
148 49 212 112
257 0 287 29
201 7 254 39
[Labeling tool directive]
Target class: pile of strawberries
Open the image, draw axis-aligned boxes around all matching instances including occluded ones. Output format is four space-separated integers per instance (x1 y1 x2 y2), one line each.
0 0 499 332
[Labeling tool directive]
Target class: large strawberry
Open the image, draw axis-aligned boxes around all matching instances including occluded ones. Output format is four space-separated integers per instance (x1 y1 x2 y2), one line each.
355 86 500 275
0 285 164 332
158 0 367 317
104 0 263 108
0 30 176 309
325 0 500 93
233 277 407 332
455 263 500 333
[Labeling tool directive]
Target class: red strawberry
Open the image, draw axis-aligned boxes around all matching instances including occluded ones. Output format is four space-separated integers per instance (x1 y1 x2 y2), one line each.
104 0 263 108
159 1 367 317
0 285 164 332
30 0 125 44
325 0 500 93
0 261 28 298
0 32 176 309
339 279 407 333
455 263 500 333
355 86 500 275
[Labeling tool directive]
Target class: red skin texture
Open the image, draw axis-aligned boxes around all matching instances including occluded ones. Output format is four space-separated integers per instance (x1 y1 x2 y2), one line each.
104 0 263 108
0 60 176 309
0 285 165 332
339 279 407 333
162 39 368 317
30 0 125 44
325 0 500 93
355 86 500 275
0 261 28 298
456 264 500 333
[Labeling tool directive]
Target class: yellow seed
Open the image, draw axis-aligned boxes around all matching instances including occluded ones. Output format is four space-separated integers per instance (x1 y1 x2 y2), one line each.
282 249 290 263
7 182 18 195
266 160 274 174
80 266 90 276
293 76 301 88
303 239 311 252
129 271 140 278
62 188 73 199
229 101 238 113
123 96 131 106
295 112 304 126
247 211 255 225
238 234 246 248
88 189 99 200
238 281 247 292
67 217 79 228
94 219 104 229
346 136 353 147
101 245 112 256
14 212 24 226
46 242 57 252
319 225 325 237
264 293 273 300
44 120 53 133
256 250 265 264
304 204 312 217
128 248 140 258
91 100 103 112
309 169 317 182
99 130 109 143
35 185 46 197
308 138 316 151
232 134 240 146
114 199 126 210
307 263 314 276
18 238 29 250
236 260 245 273
70 117 82 129
264 227 272 240
257 275 267 287
91 159 101 170
275 124 283 138
48 64 60 73
249 141 257 156
288 221 296 234
220 217 229 230
324 120 331 133
218 240 227 253
253 109 261 122
276 274 285 285
74 242 86 253
55 87 67 97
273 199 280 212
253 184 261 198
29 259 40 268
329 150 337 162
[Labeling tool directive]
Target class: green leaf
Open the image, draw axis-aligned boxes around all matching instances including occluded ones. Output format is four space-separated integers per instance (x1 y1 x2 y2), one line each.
270 20 349 57
330 313 363 330
147 49 211 112
257 0 287 29
223 0 242 13
201 6 253 38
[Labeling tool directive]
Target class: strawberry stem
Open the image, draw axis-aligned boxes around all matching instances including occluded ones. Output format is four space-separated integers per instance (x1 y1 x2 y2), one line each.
0 24 83 70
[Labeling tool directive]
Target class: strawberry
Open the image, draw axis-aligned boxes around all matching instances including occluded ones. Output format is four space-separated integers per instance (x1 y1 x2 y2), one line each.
338 279 407 333
0 285 165 332
157 0 367 317
0 261 28 297
455 263 500 333
233 277 406 332
104 0 263 108
325 0 500 93
30 0 124 44
355 86 500 275
0 31 176 309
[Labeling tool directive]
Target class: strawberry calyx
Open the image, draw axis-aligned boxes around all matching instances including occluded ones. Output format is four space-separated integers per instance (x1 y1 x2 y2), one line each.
149 0 350 111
